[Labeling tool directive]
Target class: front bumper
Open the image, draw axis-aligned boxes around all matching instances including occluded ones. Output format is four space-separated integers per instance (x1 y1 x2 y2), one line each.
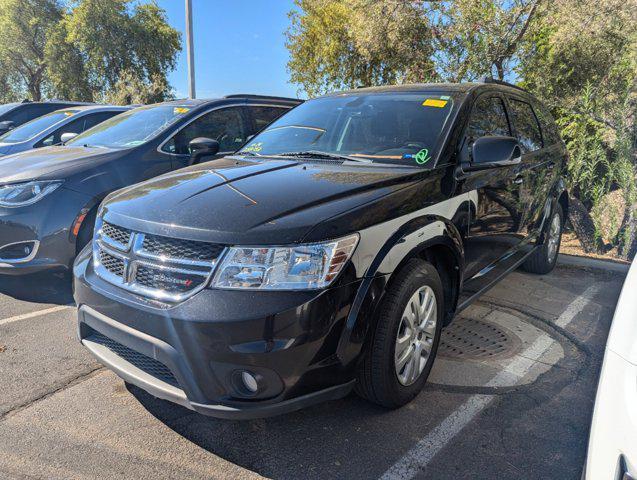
74 247 363 419
586 349 637 480
0 187 90 274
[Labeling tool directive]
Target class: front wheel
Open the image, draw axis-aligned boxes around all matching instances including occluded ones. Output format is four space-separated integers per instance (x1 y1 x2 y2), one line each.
522 203 563 274
355 258 443 408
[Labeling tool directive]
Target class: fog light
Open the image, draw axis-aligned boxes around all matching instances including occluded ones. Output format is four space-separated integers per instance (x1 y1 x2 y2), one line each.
241 371 259 393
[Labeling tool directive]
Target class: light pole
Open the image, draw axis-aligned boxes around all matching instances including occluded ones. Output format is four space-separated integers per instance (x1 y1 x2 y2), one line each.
185 0 196 99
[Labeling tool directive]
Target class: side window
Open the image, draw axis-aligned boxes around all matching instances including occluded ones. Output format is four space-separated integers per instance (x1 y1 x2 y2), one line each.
533 103 561 146
39 116 88 147
162 107 246 155
43 112 117 146
467 96 511 140
507 98 543 153
250 106 289 132
80 111 121 132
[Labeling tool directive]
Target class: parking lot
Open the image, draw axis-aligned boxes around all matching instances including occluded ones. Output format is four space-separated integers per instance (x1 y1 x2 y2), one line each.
0 261 626 480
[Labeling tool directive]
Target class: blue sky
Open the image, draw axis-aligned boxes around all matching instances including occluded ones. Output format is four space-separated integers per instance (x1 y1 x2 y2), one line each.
157 0 301 100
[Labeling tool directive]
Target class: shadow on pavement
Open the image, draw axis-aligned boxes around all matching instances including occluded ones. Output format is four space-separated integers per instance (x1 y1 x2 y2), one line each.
0 271 74 305
128 383 410 479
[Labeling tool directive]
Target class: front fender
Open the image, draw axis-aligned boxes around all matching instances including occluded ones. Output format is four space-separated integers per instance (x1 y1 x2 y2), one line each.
336 207 467 367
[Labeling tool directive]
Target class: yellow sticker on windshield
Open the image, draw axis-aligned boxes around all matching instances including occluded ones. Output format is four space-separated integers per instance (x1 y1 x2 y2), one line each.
174 107 190 114
62 111 75 116
422 98 448 108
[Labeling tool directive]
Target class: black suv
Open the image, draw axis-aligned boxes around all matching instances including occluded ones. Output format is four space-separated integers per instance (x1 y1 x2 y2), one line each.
0 95 299 274
0 100 90 135
74 81 568 419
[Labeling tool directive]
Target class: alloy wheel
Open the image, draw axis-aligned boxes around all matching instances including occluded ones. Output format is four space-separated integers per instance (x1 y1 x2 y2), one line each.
395 285 437 386
547 213 561 262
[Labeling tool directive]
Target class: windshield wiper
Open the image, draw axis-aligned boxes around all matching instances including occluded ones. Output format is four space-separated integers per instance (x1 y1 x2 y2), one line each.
235 151 261 157
277 150 372 163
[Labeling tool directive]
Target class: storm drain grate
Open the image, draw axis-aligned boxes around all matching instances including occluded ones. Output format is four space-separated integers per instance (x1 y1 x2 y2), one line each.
439 317 518 360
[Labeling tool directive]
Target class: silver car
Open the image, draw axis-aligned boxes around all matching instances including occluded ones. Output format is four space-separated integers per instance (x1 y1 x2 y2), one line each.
0 105 131 157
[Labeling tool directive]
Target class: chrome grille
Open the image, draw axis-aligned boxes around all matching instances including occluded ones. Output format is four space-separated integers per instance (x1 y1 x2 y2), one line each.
93 218 224 302
99 250 125 277
102 222 132 250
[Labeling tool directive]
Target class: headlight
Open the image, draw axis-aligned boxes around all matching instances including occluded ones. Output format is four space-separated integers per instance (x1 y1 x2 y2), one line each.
0 181 63 207
211 234 359 290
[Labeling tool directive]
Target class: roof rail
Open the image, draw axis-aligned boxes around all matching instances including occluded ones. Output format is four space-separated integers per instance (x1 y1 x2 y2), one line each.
223 94 300 102
480 77 526 92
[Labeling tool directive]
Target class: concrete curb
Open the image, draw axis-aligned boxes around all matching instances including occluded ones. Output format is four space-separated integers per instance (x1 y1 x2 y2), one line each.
557 253 630 274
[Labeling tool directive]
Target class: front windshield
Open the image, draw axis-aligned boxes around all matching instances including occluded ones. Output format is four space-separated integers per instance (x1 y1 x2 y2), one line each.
0 103 19 116
238 92 455 166
67 104 191 149
0 109 78 143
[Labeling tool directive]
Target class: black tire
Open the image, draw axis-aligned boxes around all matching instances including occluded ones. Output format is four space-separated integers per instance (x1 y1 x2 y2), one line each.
355 258 444 408
522 203 563 274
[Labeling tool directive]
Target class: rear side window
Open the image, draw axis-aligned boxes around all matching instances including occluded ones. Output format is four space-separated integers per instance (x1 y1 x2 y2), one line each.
467 96 511 139
507 98 543 153
162 106 247 155
251 106 289 132
533 103 562 146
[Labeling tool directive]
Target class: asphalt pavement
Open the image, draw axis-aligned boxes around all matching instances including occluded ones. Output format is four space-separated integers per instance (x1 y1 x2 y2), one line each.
0 260 626 480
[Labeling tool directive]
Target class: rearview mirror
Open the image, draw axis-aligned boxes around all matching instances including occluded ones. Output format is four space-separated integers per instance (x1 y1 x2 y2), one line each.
0 121 15 135
60 132 78 144
188 137 220 165
465 136 521 171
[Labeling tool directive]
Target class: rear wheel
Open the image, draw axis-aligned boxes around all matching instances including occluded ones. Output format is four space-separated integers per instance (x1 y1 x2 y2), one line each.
522 203 563 274
355 258 443 408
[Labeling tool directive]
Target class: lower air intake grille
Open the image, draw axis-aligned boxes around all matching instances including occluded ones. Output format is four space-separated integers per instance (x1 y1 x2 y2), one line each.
87 330 180 389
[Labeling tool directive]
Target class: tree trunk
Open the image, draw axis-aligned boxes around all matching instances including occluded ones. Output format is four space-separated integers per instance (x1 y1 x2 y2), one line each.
567 195 605 254
618 204 637 260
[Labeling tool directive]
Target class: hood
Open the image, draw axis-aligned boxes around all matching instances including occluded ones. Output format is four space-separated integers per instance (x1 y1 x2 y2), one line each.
0 142 18 156
0 145 123 183
103 157 422 245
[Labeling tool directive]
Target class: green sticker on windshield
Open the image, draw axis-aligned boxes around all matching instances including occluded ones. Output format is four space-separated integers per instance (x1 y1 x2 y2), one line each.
414 148 431 164
244 142 263 153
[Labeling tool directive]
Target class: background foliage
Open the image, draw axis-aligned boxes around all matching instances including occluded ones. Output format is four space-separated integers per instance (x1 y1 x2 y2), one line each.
286 0 637 258
0 0 181 103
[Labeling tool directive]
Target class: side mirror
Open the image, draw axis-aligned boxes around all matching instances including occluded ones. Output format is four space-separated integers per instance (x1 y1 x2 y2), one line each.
0 121 15 135
60 132 78 144
465 136 522 171
188 137 220 165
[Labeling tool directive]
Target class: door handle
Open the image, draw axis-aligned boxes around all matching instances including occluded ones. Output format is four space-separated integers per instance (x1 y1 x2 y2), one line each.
513 176 524 184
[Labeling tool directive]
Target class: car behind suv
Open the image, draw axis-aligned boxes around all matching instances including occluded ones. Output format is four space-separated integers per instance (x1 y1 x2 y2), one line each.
0 95 299 274
74 80 568 419
0 100 91 135
0 105 130 157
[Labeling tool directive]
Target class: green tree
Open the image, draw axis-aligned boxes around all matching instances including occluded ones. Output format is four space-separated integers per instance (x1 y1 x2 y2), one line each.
520 0 637 255
286 0 435 97
102 69 174 105
0 0 181 102
286 0 542 96
0 0 63 100
47 0 181 102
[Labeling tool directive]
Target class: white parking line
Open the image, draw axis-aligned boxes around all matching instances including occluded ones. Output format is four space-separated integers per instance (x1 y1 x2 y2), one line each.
0 305 73 327
380 285 601 480
555 285 602 328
